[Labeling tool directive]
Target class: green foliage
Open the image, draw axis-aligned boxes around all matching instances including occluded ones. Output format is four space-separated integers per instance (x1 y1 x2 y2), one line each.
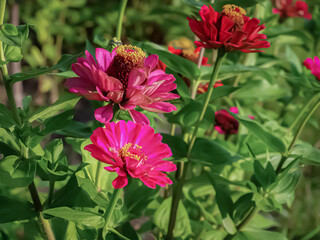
0 195 36 223
154 197 192 238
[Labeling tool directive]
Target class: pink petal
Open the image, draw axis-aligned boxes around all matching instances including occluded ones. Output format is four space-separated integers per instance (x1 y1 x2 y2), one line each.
94 104 114 123
112 175 128 189
129 109 150 126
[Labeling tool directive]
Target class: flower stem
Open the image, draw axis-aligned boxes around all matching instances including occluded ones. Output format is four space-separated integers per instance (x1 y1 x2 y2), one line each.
29 182 56 240
166 49 226 240
115 0 128 40
289 94 319 132
288 93 320 152
98 188 122 239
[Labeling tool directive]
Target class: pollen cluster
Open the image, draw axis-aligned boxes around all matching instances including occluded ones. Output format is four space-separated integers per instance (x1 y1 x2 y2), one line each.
223 4 247 26
107 45 146 86
119 143 147 162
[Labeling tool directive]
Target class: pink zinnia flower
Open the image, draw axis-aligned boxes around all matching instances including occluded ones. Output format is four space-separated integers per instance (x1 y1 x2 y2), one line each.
272 0 312 20
65 45 180 125
84 121 177 189
303 56 320 81
215 107 239 135
187 4 270 53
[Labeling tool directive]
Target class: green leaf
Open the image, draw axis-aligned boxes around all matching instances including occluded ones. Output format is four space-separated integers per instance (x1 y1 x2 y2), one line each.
0 128 20 156
206 172 236 234
0 103 16 128
233 193 255 224
140 41 200 80
291 142 320 166
230 112 287 153
37 139 69 182
0 195 36 223
161 134 188 159
0 24 30 47
3 45 23 62
190 138 240 167
28 93 80 122
43 207 105 228
168 100 215 129
41 110 75 135
0 155 36 187
154 197 192 238
9 53 82 83
252 161 276 190
0 24 31 62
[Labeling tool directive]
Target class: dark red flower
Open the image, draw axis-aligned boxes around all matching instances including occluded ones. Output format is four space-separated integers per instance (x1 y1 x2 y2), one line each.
272 0 311 20
187 4 270 52
215 107 239 135
197 80 223 94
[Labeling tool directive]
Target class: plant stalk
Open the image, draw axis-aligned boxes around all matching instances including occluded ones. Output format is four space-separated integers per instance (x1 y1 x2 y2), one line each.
115 0 128 40
98 188 122 239
288 94 320 152
166 49 226 240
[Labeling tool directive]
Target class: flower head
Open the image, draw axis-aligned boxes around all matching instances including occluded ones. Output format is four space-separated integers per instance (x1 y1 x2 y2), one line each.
215 107 239 135
272 0 311 20
65 45 180 125
304 56 320 81
187 4 270 52
84 121 177 189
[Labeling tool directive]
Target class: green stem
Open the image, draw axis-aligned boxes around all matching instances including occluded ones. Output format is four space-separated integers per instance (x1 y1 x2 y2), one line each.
187 49 226 157
98 188 122 240
289 94 319 132
166 49 226 240
29 182 56 240
288 94 320 152
115 0 128 39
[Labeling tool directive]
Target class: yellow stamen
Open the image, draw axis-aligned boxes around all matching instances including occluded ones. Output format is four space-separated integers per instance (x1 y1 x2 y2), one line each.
115 45 146 66
118 143 146 161
223 4 246 25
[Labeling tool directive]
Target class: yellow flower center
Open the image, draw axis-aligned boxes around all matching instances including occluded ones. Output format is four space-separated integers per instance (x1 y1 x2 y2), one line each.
118 143 147 162
115 45 146 67
223 4 246 26
107 45 146 86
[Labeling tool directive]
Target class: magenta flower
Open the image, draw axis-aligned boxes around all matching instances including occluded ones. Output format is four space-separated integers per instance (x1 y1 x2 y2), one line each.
215 107 239 135
84 121 177 189
303 56 320 81
65 45 179 125
272 0 311 20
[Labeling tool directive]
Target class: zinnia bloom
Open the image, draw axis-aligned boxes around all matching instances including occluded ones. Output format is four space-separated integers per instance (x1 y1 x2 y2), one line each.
303 56 320 81
65 45 180 125
187 4 270 52
84 121 177 189
197 80 223 94
215 107 239 135
272 0 311 20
